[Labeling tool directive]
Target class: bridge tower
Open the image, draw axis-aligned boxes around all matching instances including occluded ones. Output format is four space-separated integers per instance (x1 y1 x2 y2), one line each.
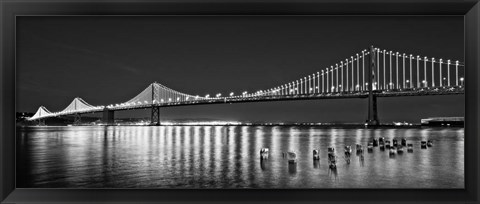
102 108 115 125
150 83 161 126
151 106 160 126
72 98 82 125
73 113 82 126
366 45 380 126
37 119 45 126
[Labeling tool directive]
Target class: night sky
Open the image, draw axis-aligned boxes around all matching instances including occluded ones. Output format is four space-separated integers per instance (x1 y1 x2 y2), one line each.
16 16 464 123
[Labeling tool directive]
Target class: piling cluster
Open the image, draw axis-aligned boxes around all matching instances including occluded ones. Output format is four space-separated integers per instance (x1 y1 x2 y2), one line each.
259 137 434 171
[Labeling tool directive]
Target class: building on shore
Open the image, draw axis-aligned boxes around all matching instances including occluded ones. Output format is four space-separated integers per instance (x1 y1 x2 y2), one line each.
421 117 464 127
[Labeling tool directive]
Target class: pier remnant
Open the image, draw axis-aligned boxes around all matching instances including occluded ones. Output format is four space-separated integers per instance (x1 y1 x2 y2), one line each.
313 149 320 160
260 148 269 160
287 151 297 164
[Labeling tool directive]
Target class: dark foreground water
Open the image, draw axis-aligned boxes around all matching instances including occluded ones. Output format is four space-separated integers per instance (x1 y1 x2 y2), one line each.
16 126 464 188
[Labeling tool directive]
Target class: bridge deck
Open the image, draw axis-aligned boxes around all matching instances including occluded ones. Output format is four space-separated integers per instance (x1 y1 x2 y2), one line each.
33 87 463 120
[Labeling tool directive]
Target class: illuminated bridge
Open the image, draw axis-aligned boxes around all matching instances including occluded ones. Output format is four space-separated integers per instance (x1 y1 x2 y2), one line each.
27 46 465 126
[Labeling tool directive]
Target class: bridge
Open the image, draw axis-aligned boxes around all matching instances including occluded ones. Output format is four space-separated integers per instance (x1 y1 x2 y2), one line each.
27 46 465 126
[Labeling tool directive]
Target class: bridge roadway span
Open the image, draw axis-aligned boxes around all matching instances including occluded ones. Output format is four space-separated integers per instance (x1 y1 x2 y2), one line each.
52 87 464 117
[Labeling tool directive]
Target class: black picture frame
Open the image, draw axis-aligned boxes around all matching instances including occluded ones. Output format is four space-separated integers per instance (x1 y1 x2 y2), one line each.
1 0 479 203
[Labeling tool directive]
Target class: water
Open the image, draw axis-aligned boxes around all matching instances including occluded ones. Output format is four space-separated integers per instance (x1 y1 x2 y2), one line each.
16 126 464 188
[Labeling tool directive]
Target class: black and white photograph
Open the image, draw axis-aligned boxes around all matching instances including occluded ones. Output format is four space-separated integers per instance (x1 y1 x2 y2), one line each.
15 16 465 189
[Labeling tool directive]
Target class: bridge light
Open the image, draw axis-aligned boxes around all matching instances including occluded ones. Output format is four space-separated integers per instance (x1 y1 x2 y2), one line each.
406 80 410 83
229 92 234 96
205 94 210 98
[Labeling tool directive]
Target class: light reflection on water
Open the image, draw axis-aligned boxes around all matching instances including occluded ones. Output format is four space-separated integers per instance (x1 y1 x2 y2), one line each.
17 126 464 188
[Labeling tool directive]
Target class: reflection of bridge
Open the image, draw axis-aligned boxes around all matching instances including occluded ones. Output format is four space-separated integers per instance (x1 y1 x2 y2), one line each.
28 46 465 126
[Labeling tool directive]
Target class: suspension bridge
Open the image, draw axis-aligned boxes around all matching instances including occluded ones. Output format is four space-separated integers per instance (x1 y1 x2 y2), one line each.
27 46 465 126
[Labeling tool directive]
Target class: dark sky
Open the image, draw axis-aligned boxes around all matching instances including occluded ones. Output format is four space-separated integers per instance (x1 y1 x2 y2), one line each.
16 16 464 123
